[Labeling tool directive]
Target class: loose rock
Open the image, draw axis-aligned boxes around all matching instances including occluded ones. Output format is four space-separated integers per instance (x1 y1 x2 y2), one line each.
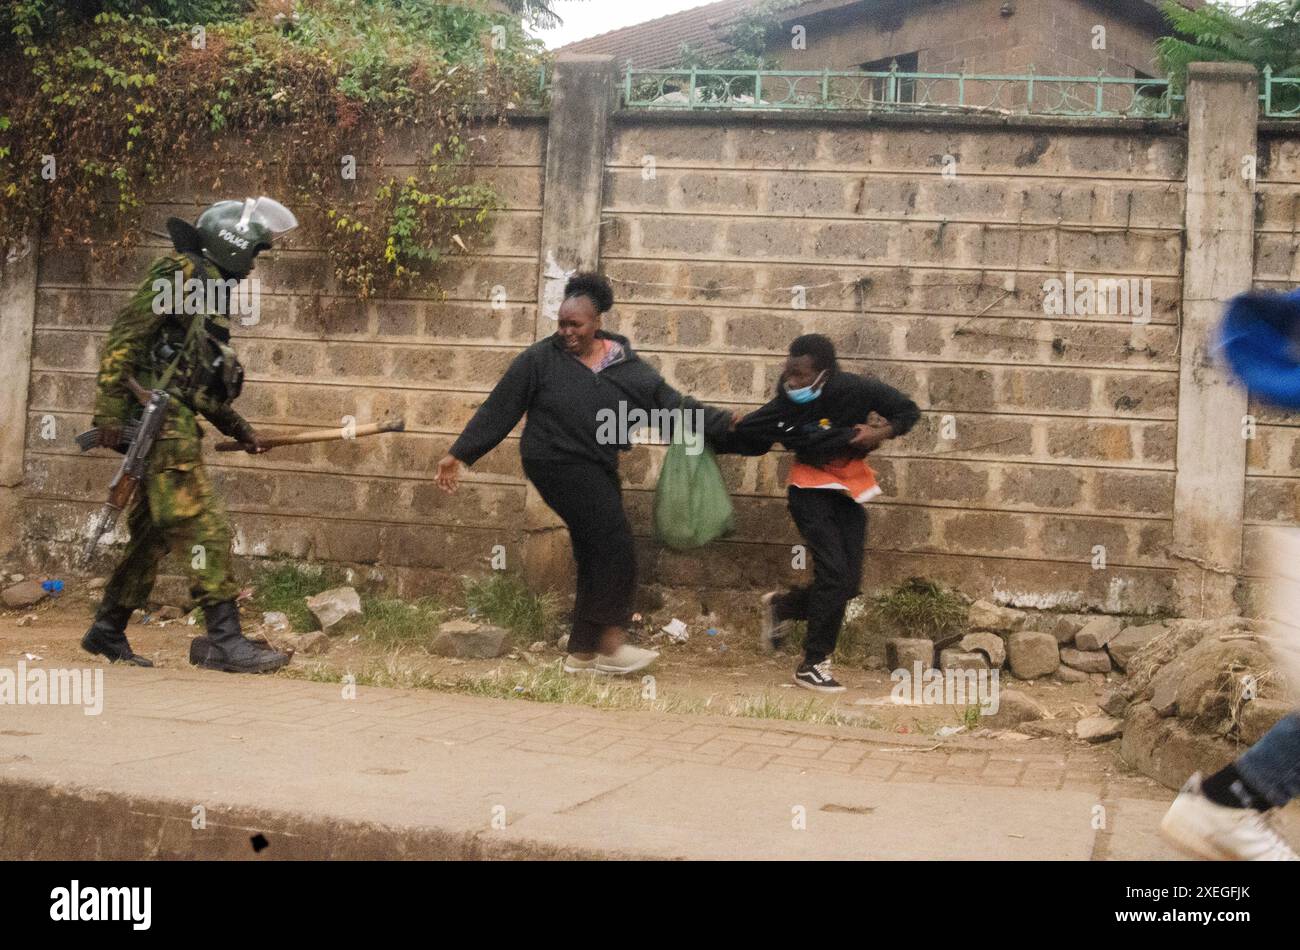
16 614 37 628
1106 623 1168 671
960 632 1006 668
286 631 331 655
1045 614 1088 645
1060 647 1112 674
1240 699 1292 745
2 580 48 609
1100 689 1130 717
1055 665 1090 684
939 649 989 672
981 689 1046 728
1007 631 1060 679
1075 616 1123 651
1076 715 1124 742
305 586 362 632
967 600 1027 634
886 638 934 672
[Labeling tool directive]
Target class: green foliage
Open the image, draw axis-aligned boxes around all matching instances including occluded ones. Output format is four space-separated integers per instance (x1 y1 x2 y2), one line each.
360 596 446 645
250 561 344 632
870 577 968 641
462 572 558 643
631 0 803 103
1157 0 1300 104
0 0 548 296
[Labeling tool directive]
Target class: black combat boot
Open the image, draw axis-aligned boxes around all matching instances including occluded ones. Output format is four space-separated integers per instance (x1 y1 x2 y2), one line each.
191 600 289 673
81 605 154 667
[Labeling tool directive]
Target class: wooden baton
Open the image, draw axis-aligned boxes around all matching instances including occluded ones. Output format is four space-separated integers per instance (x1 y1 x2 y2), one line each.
214 417 405 452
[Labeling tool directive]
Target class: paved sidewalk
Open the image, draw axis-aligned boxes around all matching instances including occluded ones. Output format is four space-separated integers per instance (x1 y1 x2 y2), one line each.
0 662 1277 860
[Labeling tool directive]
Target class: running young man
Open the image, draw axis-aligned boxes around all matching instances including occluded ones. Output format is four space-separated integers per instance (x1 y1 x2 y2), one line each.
725 334 919 692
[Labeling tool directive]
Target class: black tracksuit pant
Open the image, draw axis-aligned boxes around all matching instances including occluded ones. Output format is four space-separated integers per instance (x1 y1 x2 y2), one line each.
523 458 636 654
773 486 868 665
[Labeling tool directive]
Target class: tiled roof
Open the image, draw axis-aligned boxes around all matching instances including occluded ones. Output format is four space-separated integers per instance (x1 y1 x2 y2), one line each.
557 0 1205 70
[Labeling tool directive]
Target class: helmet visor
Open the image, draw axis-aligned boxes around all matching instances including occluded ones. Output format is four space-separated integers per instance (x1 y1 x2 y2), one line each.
237 196 299 237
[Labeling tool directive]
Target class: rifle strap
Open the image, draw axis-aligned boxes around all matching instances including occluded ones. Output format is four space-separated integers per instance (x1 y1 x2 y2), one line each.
155 252 210 392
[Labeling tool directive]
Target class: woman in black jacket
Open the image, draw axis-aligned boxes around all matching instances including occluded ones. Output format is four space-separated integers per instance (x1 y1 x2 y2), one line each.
436 273 735 675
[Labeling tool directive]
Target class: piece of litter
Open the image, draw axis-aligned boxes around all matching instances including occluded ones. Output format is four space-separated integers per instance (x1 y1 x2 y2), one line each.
23 653 43 661
1008 833 1025 839
706 627 718 636
935 725 967 737
16 615 37 628
348 635 360 643
661 618 688 643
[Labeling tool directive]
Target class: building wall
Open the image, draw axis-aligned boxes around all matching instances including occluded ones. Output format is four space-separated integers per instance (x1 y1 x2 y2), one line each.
12 87 1287 617
1243 126 1300 608
769 0 1164 77
597 113 1186 611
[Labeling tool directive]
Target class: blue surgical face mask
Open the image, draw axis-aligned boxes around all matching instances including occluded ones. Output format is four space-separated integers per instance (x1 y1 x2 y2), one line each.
783 370 826 404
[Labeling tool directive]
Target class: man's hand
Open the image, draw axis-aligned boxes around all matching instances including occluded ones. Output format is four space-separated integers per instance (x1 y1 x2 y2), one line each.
848 422 893 453
436 454 462 493
97 425 123 451
241 429 270 455
729 409 747 432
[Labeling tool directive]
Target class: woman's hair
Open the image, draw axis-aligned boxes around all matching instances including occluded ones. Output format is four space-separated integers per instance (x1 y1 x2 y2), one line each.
789 333 839 373
564 271 615 315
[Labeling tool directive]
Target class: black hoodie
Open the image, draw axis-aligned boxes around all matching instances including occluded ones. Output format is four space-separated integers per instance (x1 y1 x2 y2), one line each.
449 330 734 473
719 369 920 466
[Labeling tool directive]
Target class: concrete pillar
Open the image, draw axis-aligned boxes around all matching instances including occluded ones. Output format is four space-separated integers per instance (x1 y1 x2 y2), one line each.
0 242 38 558
1172 63 1259 617
521 54 619 592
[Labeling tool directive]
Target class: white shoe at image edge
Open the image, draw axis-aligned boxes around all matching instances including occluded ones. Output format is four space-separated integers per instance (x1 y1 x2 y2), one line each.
593 643 658 675
1160 773 1299 861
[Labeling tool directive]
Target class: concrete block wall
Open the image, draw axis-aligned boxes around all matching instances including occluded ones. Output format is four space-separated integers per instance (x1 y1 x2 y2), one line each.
599 113 1186 611
19 118 547 595
3 59 1288 617
1242 126 1300 608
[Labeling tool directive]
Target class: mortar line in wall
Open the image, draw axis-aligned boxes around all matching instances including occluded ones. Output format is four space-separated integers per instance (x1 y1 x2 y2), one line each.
29 335 1183 377
23 450 1174 525
36 289 541 308
28 300 1181 331
25 391 1179 427
603 162 1187 186
600 253 1183 280
603 207 1185 235
25 439 1180 478
32 489 1177 561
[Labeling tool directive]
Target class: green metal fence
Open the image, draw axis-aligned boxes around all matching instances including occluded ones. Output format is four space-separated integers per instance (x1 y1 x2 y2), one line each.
622 65 1183 118
1263 66 1300 118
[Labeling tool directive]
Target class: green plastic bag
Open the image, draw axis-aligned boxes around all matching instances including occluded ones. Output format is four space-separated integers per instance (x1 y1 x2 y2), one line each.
653 440 735 550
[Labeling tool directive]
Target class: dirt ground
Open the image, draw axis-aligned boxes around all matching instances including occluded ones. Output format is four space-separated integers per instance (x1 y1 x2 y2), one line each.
0 581 1120 740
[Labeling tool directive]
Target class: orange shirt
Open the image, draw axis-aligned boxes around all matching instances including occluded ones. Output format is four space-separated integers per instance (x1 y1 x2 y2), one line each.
789 457 881 504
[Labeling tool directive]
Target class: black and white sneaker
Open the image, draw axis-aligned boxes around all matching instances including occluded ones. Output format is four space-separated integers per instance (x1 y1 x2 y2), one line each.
793 660 845 693
759 591 790 653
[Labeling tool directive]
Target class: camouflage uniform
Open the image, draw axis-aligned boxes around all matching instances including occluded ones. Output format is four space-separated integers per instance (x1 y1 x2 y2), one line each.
93 253 254 611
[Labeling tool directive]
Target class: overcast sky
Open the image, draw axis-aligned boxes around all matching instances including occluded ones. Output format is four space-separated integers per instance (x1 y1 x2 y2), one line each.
532 0 1266 50
535 0 719 49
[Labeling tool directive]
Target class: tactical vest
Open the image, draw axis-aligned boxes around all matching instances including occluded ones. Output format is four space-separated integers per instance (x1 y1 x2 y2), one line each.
150 253 245 406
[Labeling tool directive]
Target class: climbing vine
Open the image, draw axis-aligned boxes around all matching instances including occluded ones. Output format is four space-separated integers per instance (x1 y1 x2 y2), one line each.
0 1 549 296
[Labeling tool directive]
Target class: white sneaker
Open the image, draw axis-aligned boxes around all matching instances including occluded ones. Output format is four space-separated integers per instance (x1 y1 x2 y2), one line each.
593 643 658 675
562 654 597 674
1160 773 1300 861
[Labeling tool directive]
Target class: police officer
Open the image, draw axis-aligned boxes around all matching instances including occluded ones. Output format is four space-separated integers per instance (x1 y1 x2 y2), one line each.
81 198 297 674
